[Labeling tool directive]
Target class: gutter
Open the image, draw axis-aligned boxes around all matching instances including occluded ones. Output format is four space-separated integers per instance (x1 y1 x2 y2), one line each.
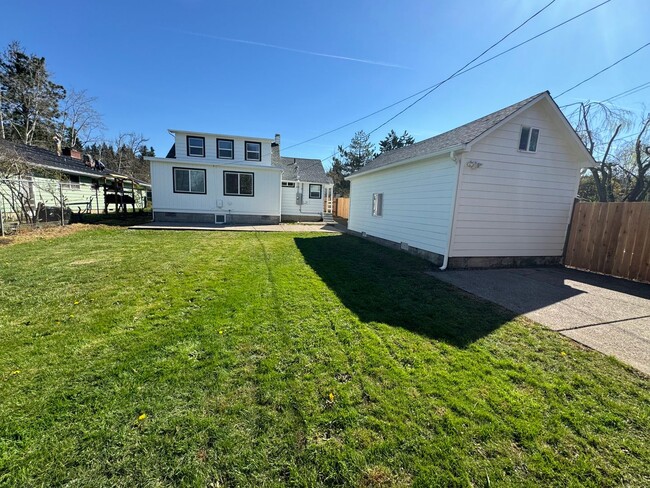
346 144 465 180
440 148 465 270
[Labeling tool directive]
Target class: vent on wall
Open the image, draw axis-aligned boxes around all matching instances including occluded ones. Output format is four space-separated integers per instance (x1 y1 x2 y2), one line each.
215 214 226 224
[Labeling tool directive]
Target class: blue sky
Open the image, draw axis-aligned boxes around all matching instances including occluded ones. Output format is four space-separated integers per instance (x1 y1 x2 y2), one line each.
2 0 649 167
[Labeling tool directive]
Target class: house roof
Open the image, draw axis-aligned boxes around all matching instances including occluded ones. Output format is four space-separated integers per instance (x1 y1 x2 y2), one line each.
351 91 549 177
166 144 176 158
275 156 333 184
0 138 151 186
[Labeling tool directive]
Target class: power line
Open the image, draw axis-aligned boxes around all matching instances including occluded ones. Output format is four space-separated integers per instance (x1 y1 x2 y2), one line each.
603 80 650 103
281 0 558 154
319 0 614 162
556 42 650 98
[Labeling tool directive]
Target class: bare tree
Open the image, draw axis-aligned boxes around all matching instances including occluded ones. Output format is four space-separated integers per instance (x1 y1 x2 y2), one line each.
59 88 105 149
0 144 64 223
567 101 650 202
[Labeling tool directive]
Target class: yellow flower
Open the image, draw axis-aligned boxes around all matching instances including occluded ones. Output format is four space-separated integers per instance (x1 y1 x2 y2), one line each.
74 301 80 305
138 413 147 421
219 330 223 334
329 392 334 402
561 351 567 356
11 370 20 375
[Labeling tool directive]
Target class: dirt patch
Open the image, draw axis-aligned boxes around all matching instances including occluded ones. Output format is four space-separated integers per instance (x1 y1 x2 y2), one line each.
0 224 107 246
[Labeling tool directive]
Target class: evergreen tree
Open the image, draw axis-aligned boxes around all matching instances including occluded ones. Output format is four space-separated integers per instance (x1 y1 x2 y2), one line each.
329 130 375 196
0 41 65 146
379 129 415 153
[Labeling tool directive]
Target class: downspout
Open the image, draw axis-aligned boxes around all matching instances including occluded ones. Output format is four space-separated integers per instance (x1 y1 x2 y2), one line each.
440 149 464 270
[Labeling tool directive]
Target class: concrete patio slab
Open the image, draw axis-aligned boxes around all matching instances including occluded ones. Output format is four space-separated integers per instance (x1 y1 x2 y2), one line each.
432 267 650 375
129 222 344 233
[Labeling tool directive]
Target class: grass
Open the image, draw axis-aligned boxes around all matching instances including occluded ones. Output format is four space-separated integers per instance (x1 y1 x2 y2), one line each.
0 228 648 487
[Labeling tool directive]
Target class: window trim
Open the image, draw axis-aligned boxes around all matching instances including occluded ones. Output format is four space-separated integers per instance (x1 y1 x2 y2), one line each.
372 192 383 217
518 126 540 153
309 184 322 199
223 171 255 197
216 138 235 159
244 141 262 161
173 167 207 194
282 181 296 187
186 136 206 157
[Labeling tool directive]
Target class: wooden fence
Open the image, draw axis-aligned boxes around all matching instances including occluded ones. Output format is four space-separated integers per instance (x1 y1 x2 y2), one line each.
564 202 650 283
334 197 350 219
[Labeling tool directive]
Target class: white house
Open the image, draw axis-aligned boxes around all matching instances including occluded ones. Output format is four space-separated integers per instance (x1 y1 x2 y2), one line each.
275 157 334 222
347 91 595 269
147 131 333 224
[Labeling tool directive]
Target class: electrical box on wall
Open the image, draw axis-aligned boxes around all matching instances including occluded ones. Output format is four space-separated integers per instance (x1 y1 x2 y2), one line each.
296 192 303 205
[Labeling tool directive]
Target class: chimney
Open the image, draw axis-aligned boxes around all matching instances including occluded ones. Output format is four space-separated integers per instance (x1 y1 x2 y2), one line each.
271 133 281 166
62 147 82 160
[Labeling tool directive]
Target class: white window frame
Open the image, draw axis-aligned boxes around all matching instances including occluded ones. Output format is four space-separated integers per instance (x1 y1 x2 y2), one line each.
282 181 296 187
309 184 322 199
217 139 234 159
518 126 540 153
186 136 205 157
223 171 254 196
245 141 262 161
372 192 383 217
173 167 206 194
61 175 81 190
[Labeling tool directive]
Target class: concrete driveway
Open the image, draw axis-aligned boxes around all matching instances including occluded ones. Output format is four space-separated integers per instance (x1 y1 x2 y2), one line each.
433 267 650 375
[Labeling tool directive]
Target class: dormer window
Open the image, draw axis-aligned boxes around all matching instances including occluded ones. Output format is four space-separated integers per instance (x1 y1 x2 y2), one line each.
519 127 539 152
217 139 234 159
245 141 262 161
187 136 205 157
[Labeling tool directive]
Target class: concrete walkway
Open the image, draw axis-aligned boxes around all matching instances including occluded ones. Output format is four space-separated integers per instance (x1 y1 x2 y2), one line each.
129 222 344 233
433 267 650 375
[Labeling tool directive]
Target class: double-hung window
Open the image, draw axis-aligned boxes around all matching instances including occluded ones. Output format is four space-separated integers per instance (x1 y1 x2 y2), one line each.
518 127 540 152
217 139 234 159
173 167 206 194
224 171 254 196
309 184 322 199
187 136 205 157
372 192 383 217
245 141 262 161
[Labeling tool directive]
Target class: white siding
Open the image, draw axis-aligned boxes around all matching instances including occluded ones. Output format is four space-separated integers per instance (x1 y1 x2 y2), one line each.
450 101 582 257
150 160 281 216
174 132 273 166
348 156 457 255
280 181 332 218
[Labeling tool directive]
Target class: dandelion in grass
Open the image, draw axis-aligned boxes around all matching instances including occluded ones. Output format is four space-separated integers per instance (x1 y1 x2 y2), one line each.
561 351 567 356
74 301 80 305
329 392 335 402
138 413 147 421
11 370 20 375
219 330 223 334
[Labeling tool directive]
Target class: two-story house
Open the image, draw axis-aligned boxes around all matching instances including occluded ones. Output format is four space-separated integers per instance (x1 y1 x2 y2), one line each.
147 130 333 224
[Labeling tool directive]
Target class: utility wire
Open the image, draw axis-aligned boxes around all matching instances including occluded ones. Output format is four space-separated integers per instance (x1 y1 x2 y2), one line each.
281 0 558 154
556 41 650 98
319 0 614 162
558 80 650 109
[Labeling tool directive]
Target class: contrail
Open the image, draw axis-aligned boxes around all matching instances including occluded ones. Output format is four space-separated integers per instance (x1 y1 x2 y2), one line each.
175 29 411 70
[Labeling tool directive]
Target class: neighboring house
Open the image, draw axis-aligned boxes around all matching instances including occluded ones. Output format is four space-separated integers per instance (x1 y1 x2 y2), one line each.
147 131 333 224
275 157 334 222
0 138 149 221
347 91 595 269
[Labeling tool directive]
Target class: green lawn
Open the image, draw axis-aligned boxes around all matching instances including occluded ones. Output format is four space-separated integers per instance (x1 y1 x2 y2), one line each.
0 228 648 487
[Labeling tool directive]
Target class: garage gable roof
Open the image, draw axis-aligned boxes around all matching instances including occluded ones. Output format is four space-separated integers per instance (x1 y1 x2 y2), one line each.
349 91 592 178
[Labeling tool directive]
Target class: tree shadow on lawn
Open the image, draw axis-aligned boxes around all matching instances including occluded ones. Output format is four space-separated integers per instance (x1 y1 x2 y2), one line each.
294 234 519 348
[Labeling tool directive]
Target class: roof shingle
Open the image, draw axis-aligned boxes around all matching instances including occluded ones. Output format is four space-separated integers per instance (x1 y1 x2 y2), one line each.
352 92 547 176
275 156 333 184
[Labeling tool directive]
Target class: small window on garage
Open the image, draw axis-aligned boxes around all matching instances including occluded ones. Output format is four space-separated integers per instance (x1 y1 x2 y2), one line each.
309 184 322 199
372 192 383 217
282 181 296 187
518 127 540 152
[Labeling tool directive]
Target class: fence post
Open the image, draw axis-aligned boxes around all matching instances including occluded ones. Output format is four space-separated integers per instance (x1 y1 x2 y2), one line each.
59 182 65 227
0 199 4 237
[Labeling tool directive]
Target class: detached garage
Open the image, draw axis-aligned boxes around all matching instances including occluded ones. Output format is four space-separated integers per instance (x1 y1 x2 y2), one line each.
346 91 595 269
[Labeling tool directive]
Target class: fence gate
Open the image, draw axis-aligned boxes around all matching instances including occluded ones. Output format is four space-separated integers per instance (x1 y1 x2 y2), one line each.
564 202 650 283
